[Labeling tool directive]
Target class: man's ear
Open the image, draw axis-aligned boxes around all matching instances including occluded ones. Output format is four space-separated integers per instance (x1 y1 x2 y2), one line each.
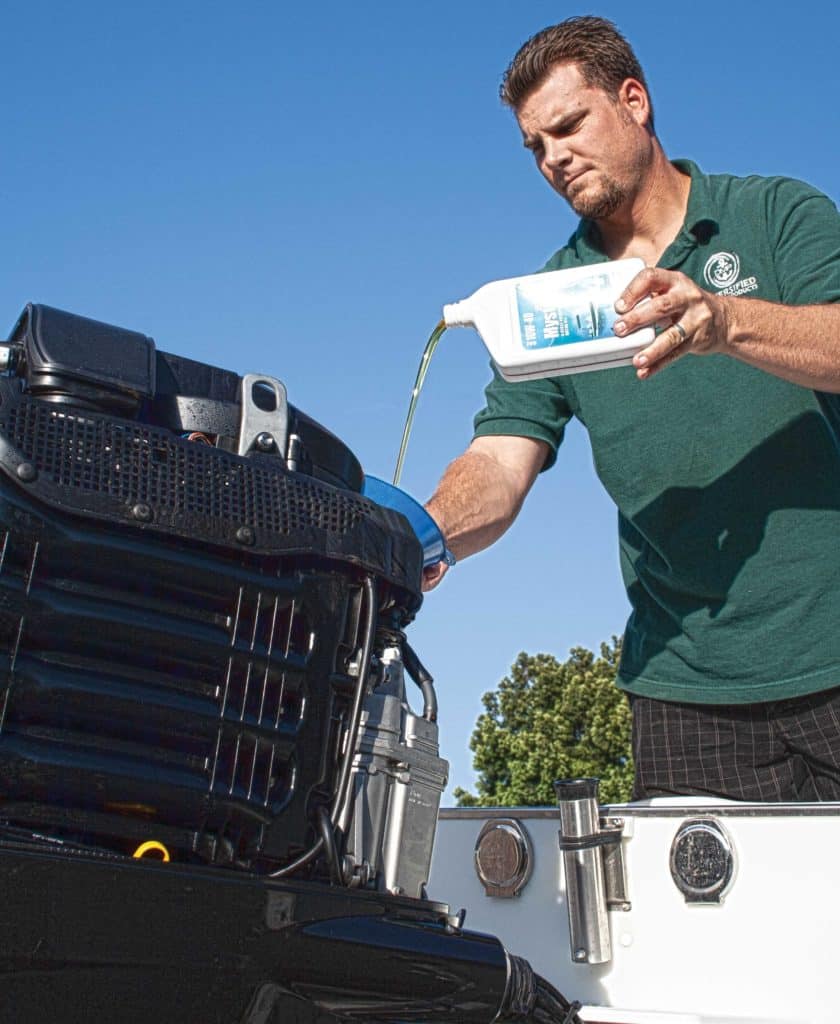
618 77 651 128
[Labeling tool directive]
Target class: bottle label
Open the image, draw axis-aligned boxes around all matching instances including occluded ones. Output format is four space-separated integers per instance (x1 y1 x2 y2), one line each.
515 270 622 349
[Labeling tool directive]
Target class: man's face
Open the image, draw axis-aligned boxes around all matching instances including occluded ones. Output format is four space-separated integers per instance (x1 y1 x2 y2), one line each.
515 62 651 221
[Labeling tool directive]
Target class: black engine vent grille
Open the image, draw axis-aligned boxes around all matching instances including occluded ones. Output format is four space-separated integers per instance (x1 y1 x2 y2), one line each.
0 388 423 599
6 401 363 535
0 480 364 867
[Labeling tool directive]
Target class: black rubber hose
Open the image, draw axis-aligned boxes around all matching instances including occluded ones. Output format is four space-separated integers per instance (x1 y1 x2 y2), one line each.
496 954 584 1024
401 637 438 722
315 804 343 885
331 575 378 828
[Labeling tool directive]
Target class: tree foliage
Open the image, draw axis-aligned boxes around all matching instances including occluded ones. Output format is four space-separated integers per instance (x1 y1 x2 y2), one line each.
453 638 633 807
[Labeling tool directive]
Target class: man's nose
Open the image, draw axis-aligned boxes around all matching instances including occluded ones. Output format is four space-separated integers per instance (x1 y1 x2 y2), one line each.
541 137 570 171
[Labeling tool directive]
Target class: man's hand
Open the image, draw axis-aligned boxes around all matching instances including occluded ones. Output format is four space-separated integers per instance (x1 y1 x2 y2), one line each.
422 560 449 592
612 267 729 380
612 266 840 391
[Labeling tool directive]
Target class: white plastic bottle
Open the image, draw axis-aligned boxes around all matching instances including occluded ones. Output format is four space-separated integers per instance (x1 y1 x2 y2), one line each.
442 257 654 381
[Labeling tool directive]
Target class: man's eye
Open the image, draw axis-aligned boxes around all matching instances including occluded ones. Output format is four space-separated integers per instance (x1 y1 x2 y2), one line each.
553 117 582 137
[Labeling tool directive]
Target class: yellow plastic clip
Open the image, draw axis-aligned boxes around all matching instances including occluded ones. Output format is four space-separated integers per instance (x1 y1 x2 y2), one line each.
132 840 171 862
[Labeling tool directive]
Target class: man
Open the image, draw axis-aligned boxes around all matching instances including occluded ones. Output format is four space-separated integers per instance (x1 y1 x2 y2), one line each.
423 16 840 802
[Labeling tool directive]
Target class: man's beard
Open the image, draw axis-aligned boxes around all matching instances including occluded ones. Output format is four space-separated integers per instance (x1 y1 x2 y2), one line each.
566 174 626 220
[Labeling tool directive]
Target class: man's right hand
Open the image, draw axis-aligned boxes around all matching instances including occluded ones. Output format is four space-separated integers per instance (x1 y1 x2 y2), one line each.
422 560 450 592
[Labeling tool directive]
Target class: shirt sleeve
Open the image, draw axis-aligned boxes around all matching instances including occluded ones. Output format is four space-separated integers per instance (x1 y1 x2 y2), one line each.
766 179 840 306
472 361 573 472
765 179 840 436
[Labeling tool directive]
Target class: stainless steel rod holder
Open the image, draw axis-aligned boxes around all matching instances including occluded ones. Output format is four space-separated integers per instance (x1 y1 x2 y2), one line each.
555 777 615 965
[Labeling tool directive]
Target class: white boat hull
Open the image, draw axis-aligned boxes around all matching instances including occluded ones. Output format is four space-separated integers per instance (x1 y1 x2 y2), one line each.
430 800 836 1024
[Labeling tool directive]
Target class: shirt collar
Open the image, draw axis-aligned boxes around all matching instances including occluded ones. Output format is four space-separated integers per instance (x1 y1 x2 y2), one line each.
572 159 719 263
671 158 718 247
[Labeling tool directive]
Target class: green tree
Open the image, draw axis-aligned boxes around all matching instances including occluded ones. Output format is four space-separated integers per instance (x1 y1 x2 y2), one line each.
453 638 633 806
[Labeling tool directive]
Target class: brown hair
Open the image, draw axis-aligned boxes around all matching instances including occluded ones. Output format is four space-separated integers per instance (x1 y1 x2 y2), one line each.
500 16 654 128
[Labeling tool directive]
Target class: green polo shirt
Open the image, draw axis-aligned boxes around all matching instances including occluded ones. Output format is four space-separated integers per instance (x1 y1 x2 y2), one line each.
474 160 840 704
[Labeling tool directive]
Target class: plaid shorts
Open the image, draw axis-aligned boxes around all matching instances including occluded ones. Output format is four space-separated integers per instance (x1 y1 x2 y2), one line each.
630 686 840 801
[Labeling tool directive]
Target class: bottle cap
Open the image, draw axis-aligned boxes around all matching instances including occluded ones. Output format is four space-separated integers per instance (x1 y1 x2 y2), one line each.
442 300 471 328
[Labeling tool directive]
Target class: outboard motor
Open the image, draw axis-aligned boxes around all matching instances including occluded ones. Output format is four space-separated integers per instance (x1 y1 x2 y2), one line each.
0 303 432 875
0 304 582 1023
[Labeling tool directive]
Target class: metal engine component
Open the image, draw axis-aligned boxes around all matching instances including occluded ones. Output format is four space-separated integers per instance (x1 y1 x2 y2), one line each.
342 642 448 897
237 373 289 457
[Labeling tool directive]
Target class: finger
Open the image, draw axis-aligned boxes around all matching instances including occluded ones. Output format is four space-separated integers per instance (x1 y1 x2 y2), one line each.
614 276 692 331
614 290 685 335
615 267 674 314
636 341 687 380
633 321 689 372
421 562 449 592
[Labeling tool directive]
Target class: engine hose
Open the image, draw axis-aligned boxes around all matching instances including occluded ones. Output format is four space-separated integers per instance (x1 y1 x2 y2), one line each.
401 636 438 722
265 834 323 879
315 804 343 885
331 574 378 832
496 954 583 1024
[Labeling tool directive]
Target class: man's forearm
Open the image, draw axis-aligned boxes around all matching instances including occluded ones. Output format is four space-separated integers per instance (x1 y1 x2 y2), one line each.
425 437 548 562
719 298 840 392
426 451 522 561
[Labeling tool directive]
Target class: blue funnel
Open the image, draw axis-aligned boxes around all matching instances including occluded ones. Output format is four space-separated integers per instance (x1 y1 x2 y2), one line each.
362 477 454 568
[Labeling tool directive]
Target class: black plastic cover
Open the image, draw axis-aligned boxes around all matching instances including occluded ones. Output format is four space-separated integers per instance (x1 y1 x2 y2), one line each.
11 303 156 404
8 304 364 491
0 845 511 1023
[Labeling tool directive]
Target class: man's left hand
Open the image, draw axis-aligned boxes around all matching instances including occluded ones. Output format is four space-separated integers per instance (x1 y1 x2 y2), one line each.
613 267 730 380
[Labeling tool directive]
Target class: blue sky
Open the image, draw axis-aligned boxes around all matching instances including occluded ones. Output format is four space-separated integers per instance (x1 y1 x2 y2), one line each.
4 1 839 801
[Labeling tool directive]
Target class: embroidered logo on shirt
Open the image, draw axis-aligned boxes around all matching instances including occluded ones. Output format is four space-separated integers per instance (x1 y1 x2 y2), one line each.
702 251 759 297
704 252 740 289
